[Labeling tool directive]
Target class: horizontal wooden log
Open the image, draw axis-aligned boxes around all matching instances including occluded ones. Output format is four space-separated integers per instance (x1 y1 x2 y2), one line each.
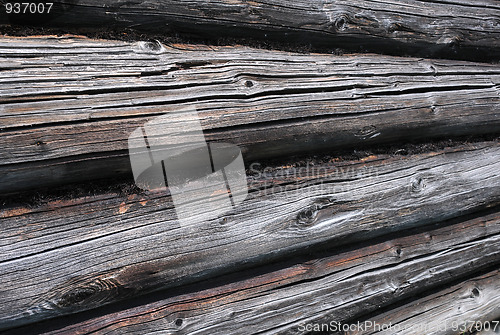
5 211 499 334
1 36 500 193
347 270 500 335
1 0 500 60
0 141 499 329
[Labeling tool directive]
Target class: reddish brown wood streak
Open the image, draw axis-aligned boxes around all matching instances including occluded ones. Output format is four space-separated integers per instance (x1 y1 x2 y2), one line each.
20 211 500 334
1 36 499 194
0 33 499 334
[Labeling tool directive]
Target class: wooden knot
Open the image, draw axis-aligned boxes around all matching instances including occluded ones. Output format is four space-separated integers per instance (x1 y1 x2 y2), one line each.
296 197 337 226
334 14 350 31
137 40 164 54
354 125 380 140
297 204 319 225
55 277 122 309
395 246 402 257
448 36 462 48
145 40 162 51
429 64 437 75
58 287 96 307
388 23 399 33
430 105 438 115
394 148 408 155
388 22 413 33
410 176 426 193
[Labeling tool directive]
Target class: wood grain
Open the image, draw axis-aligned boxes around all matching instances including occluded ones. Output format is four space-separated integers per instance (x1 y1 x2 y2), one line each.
1 36 499 193
4 211 499 334
0 141 499 329
2 0 500 60
347 270 500 335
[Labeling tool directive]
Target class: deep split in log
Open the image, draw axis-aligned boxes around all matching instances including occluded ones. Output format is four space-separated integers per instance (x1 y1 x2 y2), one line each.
1 3 499 331
1 36 499 194
345 269 500 335
0 139 499 329
2 209 499 334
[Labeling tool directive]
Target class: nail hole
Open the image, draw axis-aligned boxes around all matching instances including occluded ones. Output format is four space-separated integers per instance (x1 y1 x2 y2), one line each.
395 247 402 256
245 80 254 87
175 318 183 327
429 65 437 75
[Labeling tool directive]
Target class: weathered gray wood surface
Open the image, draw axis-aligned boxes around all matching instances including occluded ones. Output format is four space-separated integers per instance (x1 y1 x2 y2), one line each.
1 36 499 193
1 0 499 60
1 2 499 333
0 141 499 329
4 211 499 334
347 270 500 335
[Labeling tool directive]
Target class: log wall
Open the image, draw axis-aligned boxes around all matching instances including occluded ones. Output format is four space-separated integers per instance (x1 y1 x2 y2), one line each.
1 0 499 332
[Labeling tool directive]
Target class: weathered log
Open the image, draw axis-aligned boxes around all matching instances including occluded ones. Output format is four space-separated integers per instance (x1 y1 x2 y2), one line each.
346 270 500 335
1 36 499 193
3 211 499 334
1 0 499 60
0 141 499 329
